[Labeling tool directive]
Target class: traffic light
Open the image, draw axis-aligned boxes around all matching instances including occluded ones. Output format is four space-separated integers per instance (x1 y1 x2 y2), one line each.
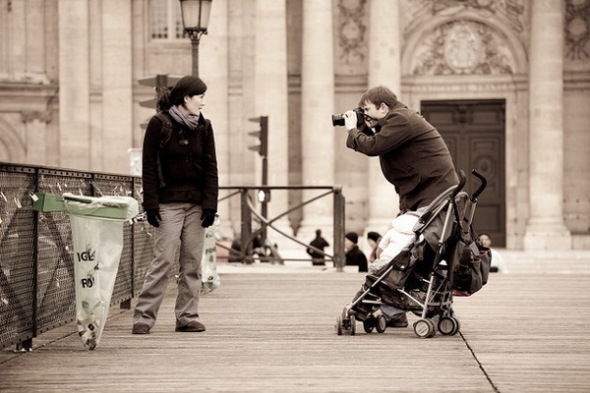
257 188 271 203
138 74 183 111
137 74 183 130
248 116 268 158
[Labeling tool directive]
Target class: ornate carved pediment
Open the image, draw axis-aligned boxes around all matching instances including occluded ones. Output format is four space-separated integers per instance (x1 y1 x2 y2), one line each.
335 0 368 73
411 20 516 75
565 0 590 61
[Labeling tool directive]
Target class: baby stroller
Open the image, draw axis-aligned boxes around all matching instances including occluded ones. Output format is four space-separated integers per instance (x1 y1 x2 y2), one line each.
336 170 489 338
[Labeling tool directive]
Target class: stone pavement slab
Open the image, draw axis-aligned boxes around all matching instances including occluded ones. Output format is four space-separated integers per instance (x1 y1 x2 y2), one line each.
1 268 589 393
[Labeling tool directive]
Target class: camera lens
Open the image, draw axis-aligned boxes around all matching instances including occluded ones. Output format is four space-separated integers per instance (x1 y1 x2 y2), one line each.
331 113 345 127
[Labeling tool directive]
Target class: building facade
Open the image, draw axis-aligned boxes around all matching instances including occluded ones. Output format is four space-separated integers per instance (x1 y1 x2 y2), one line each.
0 0 589 253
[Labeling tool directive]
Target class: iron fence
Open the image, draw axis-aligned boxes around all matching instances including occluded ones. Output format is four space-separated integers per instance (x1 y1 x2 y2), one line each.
0 162 346 351
0 162 155 351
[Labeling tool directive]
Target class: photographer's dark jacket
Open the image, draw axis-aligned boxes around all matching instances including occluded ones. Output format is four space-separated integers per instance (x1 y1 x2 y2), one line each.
346 101 458 212
142 111 218 212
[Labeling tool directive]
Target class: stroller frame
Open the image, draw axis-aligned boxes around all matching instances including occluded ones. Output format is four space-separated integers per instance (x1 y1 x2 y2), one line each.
336 170 487 338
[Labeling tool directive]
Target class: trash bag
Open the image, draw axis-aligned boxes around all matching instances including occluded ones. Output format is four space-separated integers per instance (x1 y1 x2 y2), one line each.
201 214 221 294
63 193 139 350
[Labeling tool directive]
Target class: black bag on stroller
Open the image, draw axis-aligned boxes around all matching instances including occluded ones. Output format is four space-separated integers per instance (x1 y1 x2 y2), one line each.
450 227 492 296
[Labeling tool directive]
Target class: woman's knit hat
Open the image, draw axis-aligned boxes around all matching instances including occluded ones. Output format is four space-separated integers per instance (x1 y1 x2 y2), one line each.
170 76 207 103
157 75 208 111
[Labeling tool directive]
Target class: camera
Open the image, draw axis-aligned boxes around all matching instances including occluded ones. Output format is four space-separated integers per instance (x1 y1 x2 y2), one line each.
331 107 365 127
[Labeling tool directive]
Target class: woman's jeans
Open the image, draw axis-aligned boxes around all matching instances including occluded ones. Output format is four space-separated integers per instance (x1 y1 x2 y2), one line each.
133 203 206 328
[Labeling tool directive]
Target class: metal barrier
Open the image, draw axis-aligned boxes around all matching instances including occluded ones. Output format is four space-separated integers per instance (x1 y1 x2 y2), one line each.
0 162 155 351
224 186 345 269
0 162 346 351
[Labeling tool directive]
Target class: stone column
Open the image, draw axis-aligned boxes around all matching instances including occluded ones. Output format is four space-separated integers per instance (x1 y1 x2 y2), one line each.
23 112 50 165
201 0 231 238
58 0 90 170
366 0 400 235
254 0 290 245
102 0 133 174
26 0 47 80
300 0 335 239
523 0 571 250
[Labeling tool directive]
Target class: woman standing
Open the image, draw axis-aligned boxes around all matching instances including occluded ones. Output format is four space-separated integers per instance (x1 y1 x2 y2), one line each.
132 76 218 334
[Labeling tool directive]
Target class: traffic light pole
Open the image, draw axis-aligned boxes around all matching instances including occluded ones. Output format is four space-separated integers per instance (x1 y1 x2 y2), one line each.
247 116 269 248
261 154 268 246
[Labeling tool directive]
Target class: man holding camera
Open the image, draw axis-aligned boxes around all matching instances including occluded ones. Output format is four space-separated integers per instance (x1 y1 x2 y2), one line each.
340 85 458 328
341 85 458 214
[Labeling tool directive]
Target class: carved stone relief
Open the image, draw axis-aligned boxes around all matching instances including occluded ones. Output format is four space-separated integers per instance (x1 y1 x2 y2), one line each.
404 0 525 34
334 0 368 74
565 0 590 60
411 20 516 75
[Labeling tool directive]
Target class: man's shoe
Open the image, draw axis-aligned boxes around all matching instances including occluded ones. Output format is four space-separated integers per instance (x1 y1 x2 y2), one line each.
175 321 206 332
132 323 151 334
386 313 408 328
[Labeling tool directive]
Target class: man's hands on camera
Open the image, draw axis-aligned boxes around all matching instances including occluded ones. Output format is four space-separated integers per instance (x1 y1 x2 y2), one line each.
146 208 161 227
201 208 216 228
344 110 358 131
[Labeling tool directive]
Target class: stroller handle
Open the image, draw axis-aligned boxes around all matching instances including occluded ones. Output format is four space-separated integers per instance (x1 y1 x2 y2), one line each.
471 169 487 200
452 170 467 199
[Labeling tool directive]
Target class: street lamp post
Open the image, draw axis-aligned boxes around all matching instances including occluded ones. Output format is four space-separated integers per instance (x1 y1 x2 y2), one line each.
179 0 213 77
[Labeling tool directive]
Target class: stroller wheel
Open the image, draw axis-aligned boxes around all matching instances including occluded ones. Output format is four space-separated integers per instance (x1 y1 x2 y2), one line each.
349 314 356 336
363 317 375 334
438 316 460 336
375 315 387 333
413 318 436 338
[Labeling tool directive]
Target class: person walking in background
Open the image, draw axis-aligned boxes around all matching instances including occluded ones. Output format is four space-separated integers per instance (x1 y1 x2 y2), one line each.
344 232 368 273
132 75 219 335
307 229 330 266
366 231 382 264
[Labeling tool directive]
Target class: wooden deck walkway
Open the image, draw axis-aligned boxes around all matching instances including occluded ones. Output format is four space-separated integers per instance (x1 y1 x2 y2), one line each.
1 265 590 392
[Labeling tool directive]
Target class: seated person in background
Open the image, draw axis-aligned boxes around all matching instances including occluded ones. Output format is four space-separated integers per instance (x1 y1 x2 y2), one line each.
366 231 382 264
478 233 504 273
345 232 368 273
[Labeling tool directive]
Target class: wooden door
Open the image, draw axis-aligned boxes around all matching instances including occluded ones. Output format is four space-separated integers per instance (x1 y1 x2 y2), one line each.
421 100 506 246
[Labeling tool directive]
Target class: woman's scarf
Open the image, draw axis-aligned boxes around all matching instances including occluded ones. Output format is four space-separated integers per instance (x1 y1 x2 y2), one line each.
169 105 200 130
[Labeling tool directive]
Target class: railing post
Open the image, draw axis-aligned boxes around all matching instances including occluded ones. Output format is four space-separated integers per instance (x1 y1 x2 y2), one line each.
240 188 253 263
20 167 41 351
333 186 345 271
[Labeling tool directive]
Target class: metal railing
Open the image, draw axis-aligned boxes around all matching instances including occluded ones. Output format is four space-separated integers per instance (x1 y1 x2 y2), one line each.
0 162 347 351
0 162 154 351
222 186 345 268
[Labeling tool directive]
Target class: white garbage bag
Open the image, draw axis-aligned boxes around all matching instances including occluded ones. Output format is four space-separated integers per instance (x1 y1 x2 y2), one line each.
201 214 221 294
63 193 139 350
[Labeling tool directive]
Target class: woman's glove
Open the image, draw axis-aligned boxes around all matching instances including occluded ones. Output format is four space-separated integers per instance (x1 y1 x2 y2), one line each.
146 209 161 227
201 208 216 228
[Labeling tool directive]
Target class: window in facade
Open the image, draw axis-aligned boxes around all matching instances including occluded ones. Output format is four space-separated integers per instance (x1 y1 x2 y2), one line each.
149 0 188 41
